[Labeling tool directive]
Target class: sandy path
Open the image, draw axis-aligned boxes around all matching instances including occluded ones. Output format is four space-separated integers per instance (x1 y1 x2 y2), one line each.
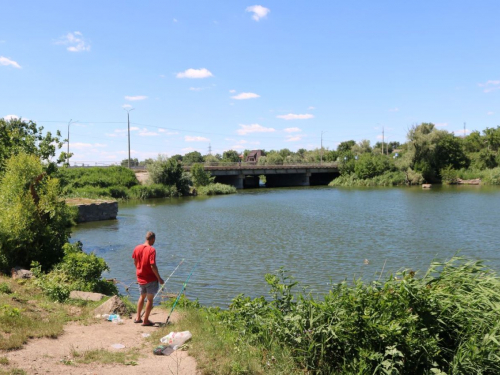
2 310 199 375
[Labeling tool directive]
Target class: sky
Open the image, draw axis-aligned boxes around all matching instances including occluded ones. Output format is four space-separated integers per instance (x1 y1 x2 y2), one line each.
1 1 499 165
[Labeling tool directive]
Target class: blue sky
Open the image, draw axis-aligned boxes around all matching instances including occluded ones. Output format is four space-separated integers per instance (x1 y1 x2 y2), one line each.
1 1 499 164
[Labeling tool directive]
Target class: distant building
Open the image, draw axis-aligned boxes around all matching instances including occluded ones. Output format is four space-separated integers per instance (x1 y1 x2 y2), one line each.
246 150 263 164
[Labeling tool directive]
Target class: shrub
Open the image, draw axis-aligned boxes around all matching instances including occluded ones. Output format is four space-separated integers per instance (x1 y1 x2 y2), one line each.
354 153 390 179
197 183 237 195
147 155 190 195
128 184 179 199
0 153 71 272
31 242 117 302
57 166 138 190
190 163 214 187
440 165 459 184
222 258 500 374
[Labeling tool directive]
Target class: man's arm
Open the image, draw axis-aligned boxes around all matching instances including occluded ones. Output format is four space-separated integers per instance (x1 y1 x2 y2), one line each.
151 263 164 284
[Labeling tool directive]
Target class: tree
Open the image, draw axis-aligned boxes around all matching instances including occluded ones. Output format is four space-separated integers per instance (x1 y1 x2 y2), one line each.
147 155 189 195
0 153 72 272
351 139 372 155
433 133 470 173
483 126 500 151
354 153 390 179
120 158 139 167
190 163 214 187
170 154 183 162
337 140 356 153
266 152 284 165
182 151 203 165
0 118 66 174
222 150 241 163
463 131 484 153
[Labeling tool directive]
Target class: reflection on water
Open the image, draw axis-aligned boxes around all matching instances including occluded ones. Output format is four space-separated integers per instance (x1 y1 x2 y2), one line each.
72 185 500 307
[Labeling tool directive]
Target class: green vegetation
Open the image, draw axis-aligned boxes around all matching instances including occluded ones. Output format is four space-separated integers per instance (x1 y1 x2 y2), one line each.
197 182 237 196
146 155 190 195
0 153 72 272
31 242 117 302
168 257 500 374
68 347 140 366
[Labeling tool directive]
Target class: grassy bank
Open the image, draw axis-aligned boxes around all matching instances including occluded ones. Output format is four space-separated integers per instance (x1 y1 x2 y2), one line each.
329 170 407 187
197 183 237 196
162 257 500 374
442 167 500 185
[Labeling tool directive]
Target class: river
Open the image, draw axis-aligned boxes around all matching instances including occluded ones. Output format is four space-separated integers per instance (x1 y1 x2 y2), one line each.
72 185 500 307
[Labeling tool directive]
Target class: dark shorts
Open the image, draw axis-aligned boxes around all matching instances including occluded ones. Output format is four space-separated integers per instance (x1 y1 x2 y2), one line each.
138 281 159 296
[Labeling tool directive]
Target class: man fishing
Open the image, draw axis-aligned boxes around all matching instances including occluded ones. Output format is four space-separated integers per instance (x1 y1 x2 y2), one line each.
132 231 164 326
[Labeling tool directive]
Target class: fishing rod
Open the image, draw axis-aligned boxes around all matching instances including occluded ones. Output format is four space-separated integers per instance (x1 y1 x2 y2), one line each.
165 249 208 325
141 258 184 318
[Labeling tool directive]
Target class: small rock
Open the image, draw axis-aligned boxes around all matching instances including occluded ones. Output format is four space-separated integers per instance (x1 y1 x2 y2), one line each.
93 295 129 316
11 267 33 280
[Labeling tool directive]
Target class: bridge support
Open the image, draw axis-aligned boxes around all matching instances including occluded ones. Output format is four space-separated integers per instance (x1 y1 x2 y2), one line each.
265 173 310 188
214 174 244 189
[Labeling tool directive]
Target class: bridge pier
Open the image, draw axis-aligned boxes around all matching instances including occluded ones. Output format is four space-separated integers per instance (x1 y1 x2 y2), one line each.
214 174 244 189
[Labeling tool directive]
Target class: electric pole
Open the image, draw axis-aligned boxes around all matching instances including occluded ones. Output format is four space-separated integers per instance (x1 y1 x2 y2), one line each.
382 127 385 155
320 131 326 165
67 119 78 166
124 107 134 168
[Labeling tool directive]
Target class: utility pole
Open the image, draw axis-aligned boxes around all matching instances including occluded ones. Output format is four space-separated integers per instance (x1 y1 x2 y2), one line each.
124 107 134 168
382 127 385 155
320 131 326 165
67 119 78 166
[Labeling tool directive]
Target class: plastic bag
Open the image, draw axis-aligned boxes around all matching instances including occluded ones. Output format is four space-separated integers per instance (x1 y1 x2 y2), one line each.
159 331 192 350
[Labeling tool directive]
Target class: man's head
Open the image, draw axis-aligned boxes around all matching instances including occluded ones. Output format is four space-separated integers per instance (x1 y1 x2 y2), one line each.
146 231 156 245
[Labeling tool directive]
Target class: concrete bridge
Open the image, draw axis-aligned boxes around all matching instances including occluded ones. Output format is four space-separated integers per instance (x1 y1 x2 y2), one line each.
185 163 339 189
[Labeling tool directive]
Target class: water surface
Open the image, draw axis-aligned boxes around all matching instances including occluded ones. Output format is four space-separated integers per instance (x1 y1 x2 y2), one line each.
72 185 500 306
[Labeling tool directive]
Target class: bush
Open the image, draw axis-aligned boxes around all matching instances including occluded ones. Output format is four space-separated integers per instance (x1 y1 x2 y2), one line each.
354 153 391 179
128 184 179 199
329 171 406 187
0 153 72 272
147 155 190 195
57 166 138 190
31 242 117 302
222 258 500 374
440 165 459 184
190 163 214 187
197 183 237 195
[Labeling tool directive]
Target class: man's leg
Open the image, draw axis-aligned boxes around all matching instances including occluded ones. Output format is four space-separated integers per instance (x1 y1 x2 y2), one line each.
143 293 154 324
136 294 146 322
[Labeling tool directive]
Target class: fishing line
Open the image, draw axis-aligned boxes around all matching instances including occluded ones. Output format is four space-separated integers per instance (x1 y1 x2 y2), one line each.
165 249 209 325
141 258 184 318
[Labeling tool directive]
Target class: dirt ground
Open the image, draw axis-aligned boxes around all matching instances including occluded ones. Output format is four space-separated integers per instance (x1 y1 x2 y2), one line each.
134 171 149 184
2 310 199 375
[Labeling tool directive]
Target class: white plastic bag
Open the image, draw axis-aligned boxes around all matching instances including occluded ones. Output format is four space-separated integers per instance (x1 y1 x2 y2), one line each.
160 331 192 350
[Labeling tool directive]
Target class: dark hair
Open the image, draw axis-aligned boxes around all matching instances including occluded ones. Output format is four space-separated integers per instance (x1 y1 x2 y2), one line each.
146 231 156 240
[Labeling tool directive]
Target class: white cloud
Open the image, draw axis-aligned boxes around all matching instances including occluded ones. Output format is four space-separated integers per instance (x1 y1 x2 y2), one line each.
284 127 301 133
229 89 236 93
308 106 315 110
125 95 147 101
237 124 275 135
130 126 139 131
487 111 494 115
246 5 270 21
435 123 448 127
285 135 303 142
388 107 399 112
56 31 90 52
159 74 166 78
139 129 159 136
122 104 133 109
158 129 179 135
276 113 314 120
173 18 178 23
231 92 260 100
3 114 19 120
189 87 209 91
185 136 210 142
182 147 196 152
0 56 21 69
231 145 245 150
176 68 213 79
478 80 500 93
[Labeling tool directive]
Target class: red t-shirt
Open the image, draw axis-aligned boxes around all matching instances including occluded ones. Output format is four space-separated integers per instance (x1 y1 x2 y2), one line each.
132 244 157 284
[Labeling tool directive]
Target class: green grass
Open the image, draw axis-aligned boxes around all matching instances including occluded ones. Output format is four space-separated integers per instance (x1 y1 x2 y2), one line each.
329 170 406 187
197 183 237 196
68 347 140 366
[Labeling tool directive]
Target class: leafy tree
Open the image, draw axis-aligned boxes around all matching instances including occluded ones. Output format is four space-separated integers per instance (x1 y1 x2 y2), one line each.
222 150 241 163
266 153 284 165
190 163 215 187
463 131 484 153
170 154 183 162
338 151 355 175
473 149 498 170
483 126 500 151
183 151 203 165
0 118 66 174
337 140 356 153
147 155 189 194
433 133 470 174
351 139 372 155
0 153 72 272
120 158 139 167
354 153 390 179
204 154 220 164
279 148 292 159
